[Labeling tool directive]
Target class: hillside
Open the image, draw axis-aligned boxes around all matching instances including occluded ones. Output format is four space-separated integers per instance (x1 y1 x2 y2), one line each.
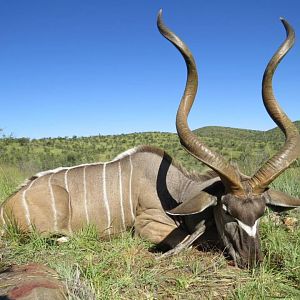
1 121 299 177
195 121 300 141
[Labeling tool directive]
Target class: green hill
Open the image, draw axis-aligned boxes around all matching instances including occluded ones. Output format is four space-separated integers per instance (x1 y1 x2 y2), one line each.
1 121 299 177
194 121 300 142
265 120 300 139
194 126 262 141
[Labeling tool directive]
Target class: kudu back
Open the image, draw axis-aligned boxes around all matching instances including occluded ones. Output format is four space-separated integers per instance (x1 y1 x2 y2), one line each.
1 11 300 268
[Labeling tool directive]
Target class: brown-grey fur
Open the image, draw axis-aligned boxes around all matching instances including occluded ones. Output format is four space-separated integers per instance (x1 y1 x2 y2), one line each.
0 146 219 248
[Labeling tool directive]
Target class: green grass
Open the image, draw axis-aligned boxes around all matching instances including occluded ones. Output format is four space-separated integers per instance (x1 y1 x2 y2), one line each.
1 215 299 299
0 127 300 299
1 226 245 299
0 165 25 200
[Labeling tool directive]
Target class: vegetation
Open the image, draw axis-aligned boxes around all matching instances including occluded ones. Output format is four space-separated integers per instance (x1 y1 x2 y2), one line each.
0 124 299 299
1 121 300 176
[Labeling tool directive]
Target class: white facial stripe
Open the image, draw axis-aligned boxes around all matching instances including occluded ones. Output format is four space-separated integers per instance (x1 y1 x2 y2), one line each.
237 219 258 237
222 204 228 212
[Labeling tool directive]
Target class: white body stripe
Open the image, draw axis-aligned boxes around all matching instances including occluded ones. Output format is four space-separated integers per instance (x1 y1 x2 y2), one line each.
129 156 135 221
237 219 258 237
83 166 89 224
0 206 5 236
14 147 140 234
102 163 111 234
21 179 36 227
64 168 73 233
118 162 125 230
48 174 58 231
64 168 70 192
0 206 5 227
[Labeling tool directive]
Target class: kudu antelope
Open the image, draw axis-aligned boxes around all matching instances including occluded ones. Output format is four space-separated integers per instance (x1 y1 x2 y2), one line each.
1 11 300 268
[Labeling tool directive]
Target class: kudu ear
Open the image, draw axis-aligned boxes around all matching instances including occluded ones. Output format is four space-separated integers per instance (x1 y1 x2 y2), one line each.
264 189 300 212
166 192 217 216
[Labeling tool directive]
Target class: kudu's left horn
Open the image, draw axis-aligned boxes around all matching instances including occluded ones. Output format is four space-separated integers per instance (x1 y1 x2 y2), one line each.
157 9 245 195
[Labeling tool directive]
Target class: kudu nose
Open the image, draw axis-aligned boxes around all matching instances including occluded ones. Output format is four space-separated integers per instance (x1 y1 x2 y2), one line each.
236 240 263 268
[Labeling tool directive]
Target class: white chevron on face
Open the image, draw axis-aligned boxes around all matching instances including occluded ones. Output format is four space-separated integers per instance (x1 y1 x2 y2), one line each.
237 219 258 237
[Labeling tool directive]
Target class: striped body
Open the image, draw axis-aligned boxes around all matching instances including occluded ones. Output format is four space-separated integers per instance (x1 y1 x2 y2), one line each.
1 154 136 236
0 146 218 245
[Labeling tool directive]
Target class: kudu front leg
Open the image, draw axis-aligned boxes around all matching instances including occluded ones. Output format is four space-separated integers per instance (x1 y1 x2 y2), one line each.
134 208 188 251
157 224 206 259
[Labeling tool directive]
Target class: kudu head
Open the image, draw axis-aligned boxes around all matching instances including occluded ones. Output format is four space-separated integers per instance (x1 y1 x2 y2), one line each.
158 11 300 268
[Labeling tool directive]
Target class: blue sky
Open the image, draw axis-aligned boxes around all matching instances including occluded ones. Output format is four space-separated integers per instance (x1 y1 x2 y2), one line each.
0 1 299 138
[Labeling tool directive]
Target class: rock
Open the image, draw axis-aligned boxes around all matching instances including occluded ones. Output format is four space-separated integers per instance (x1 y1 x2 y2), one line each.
0 263 66 300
